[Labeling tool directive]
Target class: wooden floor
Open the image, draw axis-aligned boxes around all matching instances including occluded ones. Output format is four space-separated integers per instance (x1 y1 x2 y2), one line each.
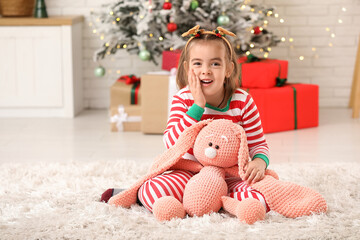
0 108 359 164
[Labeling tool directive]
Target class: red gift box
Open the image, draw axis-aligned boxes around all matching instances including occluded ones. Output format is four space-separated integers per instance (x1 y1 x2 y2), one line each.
238 56 288 88
162 50 181 71
243 84 318 133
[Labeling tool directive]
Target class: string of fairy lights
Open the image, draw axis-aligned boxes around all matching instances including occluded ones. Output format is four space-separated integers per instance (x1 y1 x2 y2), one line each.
89 3 348 75
244 5 348 61
285 6 348 61
89 12 120 75
247 8 284 59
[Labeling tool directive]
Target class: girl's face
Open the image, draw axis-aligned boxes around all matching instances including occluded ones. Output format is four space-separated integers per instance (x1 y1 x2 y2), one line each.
187 41 233 103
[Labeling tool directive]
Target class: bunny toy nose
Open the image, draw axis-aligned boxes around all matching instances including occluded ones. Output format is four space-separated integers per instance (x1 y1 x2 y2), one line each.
205 147 217 159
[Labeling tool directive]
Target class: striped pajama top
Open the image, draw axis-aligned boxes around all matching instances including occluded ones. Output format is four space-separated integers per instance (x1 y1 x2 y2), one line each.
163 86 270 167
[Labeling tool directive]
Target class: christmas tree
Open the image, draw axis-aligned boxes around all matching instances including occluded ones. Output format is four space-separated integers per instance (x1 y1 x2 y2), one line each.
91 0 281 65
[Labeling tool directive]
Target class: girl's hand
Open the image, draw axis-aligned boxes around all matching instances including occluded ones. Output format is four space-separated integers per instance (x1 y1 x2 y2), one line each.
243 158 266 184
188 69 206 108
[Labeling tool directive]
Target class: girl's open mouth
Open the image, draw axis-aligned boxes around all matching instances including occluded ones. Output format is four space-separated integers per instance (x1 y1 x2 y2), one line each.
200 79 213 85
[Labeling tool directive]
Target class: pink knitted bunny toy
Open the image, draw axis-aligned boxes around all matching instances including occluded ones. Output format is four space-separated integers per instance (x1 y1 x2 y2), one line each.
109 119 327 224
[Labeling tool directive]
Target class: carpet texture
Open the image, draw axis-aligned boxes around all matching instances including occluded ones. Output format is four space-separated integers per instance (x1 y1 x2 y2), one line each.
0 160 359 240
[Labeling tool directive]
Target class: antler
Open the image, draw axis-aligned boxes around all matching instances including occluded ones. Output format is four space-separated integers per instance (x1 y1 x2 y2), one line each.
216 27 236 37
181 25 201 37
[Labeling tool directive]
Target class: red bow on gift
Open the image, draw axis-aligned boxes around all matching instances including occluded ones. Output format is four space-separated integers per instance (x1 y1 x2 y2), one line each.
117 75 141 85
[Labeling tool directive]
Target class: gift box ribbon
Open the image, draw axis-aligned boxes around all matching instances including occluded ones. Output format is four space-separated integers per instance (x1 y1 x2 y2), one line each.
131 81 140 105
291 85 298 129
110 105 142 131
239 54 287 87
117 75 141 105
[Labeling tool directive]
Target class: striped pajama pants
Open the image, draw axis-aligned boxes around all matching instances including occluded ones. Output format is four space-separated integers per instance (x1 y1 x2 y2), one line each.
138 170 269 213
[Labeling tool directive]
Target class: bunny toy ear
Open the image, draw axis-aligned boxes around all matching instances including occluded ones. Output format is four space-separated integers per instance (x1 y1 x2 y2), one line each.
149 119 213 174
230 124 250 180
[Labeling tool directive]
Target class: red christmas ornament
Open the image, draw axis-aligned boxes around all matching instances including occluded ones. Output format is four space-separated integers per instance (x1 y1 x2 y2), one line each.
167 22 177 32
253 26 262 35
163 1 172 10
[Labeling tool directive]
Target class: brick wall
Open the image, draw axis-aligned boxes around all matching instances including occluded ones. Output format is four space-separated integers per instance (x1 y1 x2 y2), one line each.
45 0 360 108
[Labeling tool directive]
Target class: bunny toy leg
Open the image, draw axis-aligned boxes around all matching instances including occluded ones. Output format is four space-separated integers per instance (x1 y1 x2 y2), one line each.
222 196 266 224
183 166 228 217
137 170 194 220
222 178 267 224
153 196 186 221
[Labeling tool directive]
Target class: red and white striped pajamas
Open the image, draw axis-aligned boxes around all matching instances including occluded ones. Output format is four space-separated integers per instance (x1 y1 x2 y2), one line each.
137 87 270 213
163 87 270 164
138 170 270 212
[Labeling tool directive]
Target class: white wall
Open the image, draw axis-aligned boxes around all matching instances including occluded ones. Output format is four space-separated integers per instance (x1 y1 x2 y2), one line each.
45 0 360 108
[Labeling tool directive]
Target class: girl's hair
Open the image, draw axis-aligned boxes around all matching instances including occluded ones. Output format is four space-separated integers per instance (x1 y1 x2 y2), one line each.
176 34 240 102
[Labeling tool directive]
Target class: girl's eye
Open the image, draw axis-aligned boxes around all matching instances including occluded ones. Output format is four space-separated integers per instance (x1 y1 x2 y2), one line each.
212 62 221 66
193 62 201 66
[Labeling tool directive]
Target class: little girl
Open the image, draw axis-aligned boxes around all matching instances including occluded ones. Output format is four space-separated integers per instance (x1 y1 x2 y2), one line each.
102 25 270 214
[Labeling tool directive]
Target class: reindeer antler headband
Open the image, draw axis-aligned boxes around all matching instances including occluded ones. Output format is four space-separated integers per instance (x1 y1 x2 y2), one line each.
182 25 236 58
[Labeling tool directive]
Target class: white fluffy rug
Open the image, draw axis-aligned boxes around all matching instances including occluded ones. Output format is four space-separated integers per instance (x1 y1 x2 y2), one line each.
1 160 359 240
